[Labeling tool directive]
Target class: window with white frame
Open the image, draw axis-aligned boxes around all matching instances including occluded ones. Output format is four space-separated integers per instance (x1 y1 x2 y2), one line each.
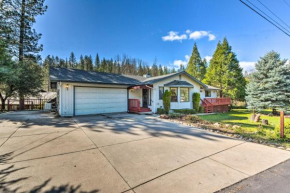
170 87 178 102
205 90 211 97
180 88 189 102
159 87 164 100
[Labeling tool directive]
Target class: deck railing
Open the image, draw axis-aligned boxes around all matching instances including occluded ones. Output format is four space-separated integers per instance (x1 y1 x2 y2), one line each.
201 98 231 113
204 98 231 105
128 99 140 113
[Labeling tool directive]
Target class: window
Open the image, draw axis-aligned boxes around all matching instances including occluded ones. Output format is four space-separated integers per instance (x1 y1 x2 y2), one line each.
50 82 57 91
159 87 164 100
180 88 189 102
205 90 211 97
170 87 178 102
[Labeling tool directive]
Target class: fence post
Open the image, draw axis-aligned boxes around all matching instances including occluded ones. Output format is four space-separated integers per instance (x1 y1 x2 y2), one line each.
280 111 284 138
7 100 9 111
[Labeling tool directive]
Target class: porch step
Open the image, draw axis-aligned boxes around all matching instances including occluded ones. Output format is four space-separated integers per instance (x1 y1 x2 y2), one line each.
139 108 151 112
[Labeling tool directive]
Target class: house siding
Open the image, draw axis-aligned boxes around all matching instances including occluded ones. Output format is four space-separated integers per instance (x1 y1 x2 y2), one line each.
151 74 217 113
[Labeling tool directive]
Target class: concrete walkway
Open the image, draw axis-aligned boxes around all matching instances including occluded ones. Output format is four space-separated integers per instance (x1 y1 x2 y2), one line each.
0 111 289 193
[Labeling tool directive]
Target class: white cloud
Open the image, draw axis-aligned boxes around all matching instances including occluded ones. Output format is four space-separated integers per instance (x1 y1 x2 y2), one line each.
162 31 187 42
173 55 190 69
188 31 216 41
186 29 191 34
204 56 212 63
208 34 216 41
239 61 256 72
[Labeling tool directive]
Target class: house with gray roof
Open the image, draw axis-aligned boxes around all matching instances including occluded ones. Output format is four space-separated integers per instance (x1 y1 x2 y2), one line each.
50 67 227 116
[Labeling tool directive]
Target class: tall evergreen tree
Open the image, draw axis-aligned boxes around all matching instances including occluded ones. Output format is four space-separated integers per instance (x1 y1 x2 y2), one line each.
203 38 246 100
158 64 164 75
0 0 47 62
186 43 206 81
246 51 290 113
94 54 100 71
68 52 77 68
79 55 85 70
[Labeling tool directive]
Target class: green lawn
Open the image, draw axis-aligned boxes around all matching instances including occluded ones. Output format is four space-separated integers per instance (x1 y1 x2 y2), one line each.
198 109 290 142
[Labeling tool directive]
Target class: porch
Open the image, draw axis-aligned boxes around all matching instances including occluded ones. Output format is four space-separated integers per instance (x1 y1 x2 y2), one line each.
128 85 153 113
201 98 231 113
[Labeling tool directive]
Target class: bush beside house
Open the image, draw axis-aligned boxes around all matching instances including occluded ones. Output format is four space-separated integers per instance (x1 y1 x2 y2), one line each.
162 90 172 114
192 93 200 112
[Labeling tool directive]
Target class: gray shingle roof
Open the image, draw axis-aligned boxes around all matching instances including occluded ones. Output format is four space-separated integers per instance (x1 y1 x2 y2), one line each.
164 80 193 87
50 67 141 85
49 67 221 90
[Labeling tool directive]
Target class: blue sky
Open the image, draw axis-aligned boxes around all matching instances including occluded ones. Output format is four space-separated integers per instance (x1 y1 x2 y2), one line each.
35 0 290 72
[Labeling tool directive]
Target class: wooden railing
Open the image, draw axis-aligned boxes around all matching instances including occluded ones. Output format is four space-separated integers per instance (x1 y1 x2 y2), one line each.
201 98 231 113
128 99 140 113
204 98 231 105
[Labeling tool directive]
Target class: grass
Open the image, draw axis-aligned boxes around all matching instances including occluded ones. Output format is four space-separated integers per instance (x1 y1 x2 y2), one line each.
198 109 290 146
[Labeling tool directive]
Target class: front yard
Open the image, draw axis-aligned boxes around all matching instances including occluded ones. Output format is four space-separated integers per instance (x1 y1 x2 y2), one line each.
161 109 290 148
198 109 290 146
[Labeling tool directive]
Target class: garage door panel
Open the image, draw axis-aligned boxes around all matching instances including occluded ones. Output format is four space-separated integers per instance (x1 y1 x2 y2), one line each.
74 87 127 116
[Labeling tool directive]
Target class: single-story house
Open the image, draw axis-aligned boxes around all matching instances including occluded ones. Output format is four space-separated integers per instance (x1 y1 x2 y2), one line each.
49 67 230 116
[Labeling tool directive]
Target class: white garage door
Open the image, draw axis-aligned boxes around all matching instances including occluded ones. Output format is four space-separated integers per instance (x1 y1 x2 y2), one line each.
74 87 127 116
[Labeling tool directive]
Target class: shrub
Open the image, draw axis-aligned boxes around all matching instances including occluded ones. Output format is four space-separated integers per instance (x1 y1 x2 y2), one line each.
184 115 202 123
274 121 290 140
157 108 166 114
192 93 200 112
174 109 196 114
168 113 184 119
199 106 204 113
162 90 172 114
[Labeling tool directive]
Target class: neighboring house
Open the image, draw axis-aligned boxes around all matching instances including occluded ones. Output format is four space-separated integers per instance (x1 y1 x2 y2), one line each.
50 67 230 116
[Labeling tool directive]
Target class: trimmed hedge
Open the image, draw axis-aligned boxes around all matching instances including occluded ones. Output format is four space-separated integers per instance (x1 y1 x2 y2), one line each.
192 93 200 112
162 90 172 114
173 109 196 114
157 108 166 114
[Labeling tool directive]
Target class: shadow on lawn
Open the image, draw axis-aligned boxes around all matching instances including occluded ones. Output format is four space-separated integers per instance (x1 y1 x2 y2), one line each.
0 152 99 193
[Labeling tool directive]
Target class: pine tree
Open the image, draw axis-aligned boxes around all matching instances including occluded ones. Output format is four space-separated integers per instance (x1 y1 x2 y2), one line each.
158 64 164 75
164 66 169 74
0 0 47 62
69 52 77 68
203 38 246 100
246 51 290 113
79 55 85 70
178 64 185 72
186 43 206 81
94 54 100 71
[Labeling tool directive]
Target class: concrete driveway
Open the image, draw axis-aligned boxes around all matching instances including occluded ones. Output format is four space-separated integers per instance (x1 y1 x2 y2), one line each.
0 111 289 193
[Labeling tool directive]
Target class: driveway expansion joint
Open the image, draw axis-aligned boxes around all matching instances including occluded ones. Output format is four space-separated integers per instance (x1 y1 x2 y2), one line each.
127 141 247 191
208 157 250 177
0 118 30 148
72 118 137 193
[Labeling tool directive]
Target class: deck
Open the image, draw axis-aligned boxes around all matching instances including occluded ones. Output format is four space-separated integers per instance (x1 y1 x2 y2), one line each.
201 98 231 113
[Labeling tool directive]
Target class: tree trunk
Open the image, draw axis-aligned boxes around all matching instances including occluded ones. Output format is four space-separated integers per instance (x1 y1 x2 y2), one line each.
19 0 26 62
1 99 5 111
19 94 25 110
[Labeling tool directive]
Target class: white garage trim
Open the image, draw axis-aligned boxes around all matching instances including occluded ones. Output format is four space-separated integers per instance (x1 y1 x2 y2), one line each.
73 86 128 116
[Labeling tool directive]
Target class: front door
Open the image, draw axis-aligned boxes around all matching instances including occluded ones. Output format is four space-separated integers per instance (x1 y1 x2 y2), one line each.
142 89 148 108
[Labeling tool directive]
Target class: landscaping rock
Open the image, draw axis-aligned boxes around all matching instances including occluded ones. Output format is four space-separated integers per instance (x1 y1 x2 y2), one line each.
225 124 230 128
254 114 261 122
232 125 241 129
262 119 269 125
250 114 256 121
213 122 220 128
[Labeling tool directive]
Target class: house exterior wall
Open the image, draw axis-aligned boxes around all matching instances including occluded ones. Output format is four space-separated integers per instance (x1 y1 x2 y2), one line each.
58 82 128 116
150 74 217 113
128 89 142 105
